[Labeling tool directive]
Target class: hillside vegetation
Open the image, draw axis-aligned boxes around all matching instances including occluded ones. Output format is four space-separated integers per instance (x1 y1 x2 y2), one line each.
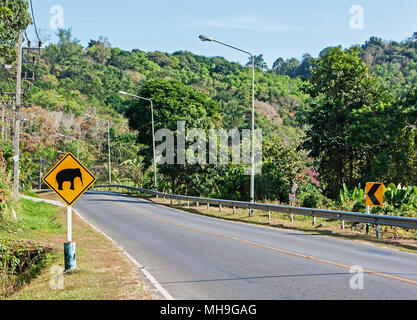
0 21 416 214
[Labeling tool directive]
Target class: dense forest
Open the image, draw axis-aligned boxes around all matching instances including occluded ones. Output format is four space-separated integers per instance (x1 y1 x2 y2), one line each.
0 1 416 216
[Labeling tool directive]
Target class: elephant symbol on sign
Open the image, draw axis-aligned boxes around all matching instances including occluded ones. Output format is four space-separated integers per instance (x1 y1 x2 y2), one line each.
56 168 83 191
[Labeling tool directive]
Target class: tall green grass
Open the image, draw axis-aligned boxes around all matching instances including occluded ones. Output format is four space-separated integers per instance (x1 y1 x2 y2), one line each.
16 199 63 235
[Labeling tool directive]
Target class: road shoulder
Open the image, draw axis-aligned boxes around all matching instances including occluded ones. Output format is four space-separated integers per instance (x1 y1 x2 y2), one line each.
10 195 158 300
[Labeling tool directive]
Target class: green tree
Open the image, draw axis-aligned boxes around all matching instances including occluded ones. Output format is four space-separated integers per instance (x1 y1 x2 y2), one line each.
247 54 268 71
0 0 32 63
86 36 111 64
302 46 393 197
271 57 300 77
125 79 220 193
257 135 305 202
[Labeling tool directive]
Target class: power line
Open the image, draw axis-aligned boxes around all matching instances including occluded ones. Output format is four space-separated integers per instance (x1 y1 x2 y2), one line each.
29 0 41 44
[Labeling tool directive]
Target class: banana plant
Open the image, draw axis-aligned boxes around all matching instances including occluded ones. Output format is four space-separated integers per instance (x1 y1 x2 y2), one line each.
338 183 365 203
384 183 417 208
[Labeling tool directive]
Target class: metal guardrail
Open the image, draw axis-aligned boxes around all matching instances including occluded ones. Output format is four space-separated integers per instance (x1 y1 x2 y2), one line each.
91 184 417 230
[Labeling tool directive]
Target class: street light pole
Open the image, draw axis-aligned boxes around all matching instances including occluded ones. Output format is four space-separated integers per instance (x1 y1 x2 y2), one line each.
199 35 256 215
118 91 158 191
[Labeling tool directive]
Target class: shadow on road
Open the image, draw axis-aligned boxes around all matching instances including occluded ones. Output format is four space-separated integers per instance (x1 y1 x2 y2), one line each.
159 271 417 285
159 272 350 285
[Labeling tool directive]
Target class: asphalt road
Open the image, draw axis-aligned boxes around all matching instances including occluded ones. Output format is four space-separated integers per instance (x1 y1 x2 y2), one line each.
75 191 417 300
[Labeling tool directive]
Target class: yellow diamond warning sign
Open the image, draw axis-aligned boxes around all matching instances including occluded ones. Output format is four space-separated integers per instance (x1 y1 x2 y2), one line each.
42 153 96 206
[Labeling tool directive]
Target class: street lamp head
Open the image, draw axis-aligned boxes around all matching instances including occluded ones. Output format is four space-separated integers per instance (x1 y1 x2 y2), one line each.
199 35 213 42
118 91 128 96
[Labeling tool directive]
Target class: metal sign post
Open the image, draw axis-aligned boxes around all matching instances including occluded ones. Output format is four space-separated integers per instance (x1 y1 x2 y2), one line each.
64 206 76 270
67 206 72 242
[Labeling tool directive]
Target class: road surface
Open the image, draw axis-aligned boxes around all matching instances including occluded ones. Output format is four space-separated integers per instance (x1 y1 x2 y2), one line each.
74 191 417 300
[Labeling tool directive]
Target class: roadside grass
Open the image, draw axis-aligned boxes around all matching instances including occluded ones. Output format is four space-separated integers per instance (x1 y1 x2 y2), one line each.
114 190 417 254
0 199 62 297
18 199 64 235
1 196 156 300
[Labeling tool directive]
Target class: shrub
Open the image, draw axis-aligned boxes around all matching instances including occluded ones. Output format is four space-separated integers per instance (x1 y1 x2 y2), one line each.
296 182 324 208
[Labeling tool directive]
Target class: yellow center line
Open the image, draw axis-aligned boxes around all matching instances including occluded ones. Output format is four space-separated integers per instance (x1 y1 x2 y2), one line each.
96 193 417 287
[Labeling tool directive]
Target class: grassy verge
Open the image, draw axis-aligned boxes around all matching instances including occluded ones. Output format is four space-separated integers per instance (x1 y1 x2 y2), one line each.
1 196 156 300
115 190 417 254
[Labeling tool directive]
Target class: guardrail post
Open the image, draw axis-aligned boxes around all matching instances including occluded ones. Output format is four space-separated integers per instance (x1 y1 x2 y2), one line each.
290 214 294 223
219 204 222 212
366 206 370 234
268 211 271 220
376 225 381 239
196 202 199 207
341 220 345 230
207 203 210 210
170 198 172 205
313 216 316 226
187 201 190 208
233 206 236 214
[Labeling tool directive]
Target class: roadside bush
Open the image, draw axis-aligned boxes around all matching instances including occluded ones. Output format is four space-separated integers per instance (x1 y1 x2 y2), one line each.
296 182 325 208
339 183 417 216
0 164 13 219
0 239 48 297
384 183 417 209
352 201 366 213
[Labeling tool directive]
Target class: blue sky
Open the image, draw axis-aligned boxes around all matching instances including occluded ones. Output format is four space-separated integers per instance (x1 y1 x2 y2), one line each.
27 0 417 68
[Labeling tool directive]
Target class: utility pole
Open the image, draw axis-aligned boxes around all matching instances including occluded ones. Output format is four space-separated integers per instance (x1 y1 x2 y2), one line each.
13 32 23 200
